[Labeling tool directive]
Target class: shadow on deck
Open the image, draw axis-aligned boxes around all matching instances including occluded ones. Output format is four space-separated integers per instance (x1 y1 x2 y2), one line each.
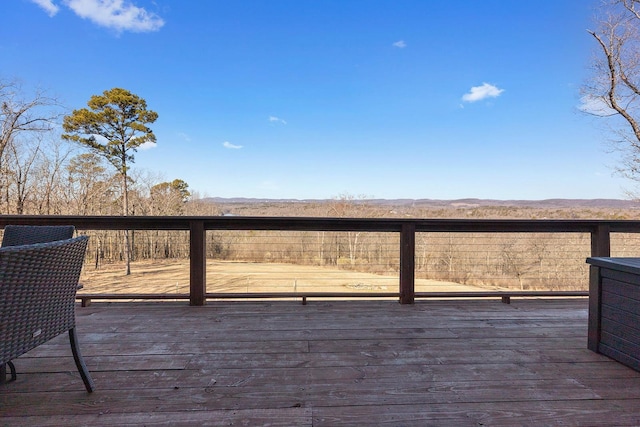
1 299 640 426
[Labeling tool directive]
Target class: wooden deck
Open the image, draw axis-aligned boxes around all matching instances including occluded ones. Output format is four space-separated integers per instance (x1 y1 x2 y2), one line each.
1 298 640 426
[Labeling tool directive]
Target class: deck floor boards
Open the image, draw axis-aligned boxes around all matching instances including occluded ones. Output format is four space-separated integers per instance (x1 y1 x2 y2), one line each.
2 299 640 426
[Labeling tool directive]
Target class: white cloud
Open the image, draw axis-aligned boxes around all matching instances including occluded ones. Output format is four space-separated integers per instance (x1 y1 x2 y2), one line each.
268 116 287 125
578 95 615 116
30 0 60 16
138 141 157 150
86 133 156 149
32 0 165 32
65 0 165 32
223 141 243 149
392 40 406 48
462 83 504 103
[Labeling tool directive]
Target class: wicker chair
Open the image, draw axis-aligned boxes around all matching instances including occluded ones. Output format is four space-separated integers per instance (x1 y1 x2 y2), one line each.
0 236 95 392
1 225 75 247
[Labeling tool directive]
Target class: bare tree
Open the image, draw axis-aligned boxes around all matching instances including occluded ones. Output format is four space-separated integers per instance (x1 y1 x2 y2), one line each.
66 153 116 215
0 78 60 163
328 194 368 266
1 138 40 214
585 0 640 182
32 138 75 215
149 179 190 215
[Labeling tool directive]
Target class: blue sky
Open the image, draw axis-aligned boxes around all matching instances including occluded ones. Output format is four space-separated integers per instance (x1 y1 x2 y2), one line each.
2 0 631 200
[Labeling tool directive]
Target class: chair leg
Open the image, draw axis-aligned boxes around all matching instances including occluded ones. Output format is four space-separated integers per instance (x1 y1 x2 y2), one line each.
0 362 16 384
69 328 95 393
7 362 16 382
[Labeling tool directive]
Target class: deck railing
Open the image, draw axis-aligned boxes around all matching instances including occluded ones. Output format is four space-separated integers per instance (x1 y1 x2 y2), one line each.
0 215 631 305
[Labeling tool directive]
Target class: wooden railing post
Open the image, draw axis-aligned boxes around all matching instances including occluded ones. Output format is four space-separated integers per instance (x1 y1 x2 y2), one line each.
588 224 610 350
400 223 415 304
190 220 206 306
591 224 611 258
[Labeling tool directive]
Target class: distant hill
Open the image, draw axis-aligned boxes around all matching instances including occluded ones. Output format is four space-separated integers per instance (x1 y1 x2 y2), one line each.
203 197 639 209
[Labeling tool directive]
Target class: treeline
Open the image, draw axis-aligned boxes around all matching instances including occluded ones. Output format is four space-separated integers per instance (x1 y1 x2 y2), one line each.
0 143 219 217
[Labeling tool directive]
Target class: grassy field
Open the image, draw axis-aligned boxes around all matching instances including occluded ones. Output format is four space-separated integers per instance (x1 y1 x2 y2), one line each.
80 259 487 296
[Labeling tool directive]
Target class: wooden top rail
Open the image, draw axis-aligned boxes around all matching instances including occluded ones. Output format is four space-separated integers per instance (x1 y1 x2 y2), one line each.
1 215 640 233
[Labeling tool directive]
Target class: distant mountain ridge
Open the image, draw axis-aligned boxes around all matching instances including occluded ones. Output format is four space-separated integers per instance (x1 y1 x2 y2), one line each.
204 197 639 209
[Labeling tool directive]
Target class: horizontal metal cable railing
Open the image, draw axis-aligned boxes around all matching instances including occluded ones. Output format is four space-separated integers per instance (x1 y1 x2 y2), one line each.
0 215 630 305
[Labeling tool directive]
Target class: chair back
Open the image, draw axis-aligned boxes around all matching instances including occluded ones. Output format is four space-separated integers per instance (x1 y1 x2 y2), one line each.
0 236 89 365
1 225 75 247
